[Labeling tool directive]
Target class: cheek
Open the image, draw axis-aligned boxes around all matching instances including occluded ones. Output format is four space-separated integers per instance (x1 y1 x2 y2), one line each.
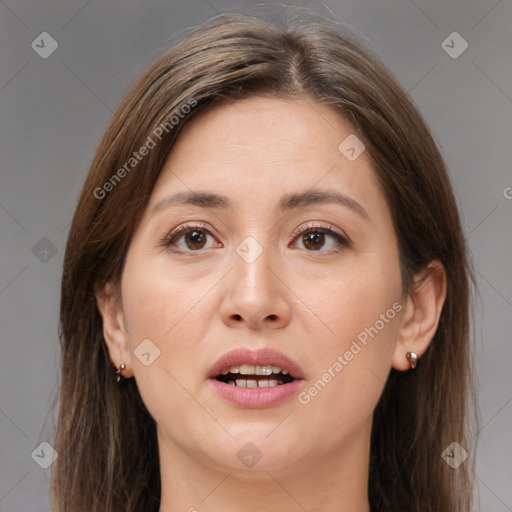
121 255 208 342
292 261 401 426
120 264 211 435
120 256 207 393
294 258 401 345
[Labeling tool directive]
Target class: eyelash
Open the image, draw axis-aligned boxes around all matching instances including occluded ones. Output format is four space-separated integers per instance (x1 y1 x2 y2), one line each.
161 221 351 255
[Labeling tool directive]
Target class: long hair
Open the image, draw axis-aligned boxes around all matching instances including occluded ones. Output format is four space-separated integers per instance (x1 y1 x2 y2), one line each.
52 12 476 511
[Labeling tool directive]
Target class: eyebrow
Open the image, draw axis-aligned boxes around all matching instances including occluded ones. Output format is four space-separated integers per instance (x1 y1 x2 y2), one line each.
151 189 370 220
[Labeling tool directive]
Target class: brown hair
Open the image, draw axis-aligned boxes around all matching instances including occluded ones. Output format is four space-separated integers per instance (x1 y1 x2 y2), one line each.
52 12 476 512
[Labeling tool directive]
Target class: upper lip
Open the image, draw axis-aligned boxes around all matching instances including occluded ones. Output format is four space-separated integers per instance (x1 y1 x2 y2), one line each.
208 347 306 380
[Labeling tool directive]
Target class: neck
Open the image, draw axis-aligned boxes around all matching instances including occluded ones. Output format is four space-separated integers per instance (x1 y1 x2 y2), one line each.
157 421 372 512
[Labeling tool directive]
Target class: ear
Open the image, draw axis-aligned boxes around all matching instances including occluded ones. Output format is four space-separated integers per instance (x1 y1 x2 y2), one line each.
392 260 447 371
95 281 134 378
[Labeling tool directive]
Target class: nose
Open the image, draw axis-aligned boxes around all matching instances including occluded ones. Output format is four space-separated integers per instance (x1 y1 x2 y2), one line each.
219 243 292 330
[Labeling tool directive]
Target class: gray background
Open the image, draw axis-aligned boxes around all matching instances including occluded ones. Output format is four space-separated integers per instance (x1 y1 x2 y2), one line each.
0 1 510 510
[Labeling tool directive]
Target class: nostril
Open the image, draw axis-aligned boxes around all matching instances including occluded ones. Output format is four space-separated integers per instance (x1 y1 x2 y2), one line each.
267 314 277 321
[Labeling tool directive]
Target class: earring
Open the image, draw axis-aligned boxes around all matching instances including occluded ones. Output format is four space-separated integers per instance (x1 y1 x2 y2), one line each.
406 352 418 370
115 363 126 383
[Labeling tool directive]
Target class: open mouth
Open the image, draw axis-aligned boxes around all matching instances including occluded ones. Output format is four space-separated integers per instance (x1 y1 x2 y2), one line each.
215 364 296 388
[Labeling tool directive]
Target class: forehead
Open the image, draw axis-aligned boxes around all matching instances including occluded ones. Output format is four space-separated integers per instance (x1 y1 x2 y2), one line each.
172 96 355 159
149 96 381 212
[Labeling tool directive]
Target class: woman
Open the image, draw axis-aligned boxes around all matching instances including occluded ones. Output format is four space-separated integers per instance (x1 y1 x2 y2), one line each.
52 12 476 512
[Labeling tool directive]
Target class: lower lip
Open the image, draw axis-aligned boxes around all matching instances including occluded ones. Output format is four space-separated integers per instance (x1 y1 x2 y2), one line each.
208 378 304 408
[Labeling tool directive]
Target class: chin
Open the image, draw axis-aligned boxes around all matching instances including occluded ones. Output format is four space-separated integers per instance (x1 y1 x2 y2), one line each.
205 431 305 474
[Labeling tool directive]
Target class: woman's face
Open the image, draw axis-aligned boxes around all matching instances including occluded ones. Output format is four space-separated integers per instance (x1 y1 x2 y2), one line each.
114 97 405 475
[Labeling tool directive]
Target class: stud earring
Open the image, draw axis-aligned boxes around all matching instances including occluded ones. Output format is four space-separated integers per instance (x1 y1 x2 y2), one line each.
406 352 418 370
115 363 126 383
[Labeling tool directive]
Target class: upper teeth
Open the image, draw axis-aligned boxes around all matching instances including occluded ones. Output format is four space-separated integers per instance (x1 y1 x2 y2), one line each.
221 364 290 376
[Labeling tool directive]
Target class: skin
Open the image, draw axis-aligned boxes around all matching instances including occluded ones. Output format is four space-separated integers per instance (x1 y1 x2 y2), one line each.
97 96 446 512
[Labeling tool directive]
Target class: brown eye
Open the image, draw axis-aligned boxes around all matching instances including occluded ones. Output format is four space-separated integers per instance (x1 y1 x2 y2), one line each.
163 223 220 253
185 230 207 250
292 224 350 254
302 231 325 250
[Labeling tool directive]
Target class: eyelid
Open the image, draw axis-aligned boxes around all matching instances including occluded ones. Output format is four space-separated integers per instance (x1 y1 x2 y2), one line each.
166 221 208 239
290 221 350 244
162 221 219 248
161 220 351 253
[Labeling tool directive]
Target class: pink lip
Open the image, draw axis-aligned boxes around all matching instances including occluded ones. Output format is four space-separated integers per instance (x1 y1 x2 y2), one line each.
207 347 306 409
208 378 304 408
